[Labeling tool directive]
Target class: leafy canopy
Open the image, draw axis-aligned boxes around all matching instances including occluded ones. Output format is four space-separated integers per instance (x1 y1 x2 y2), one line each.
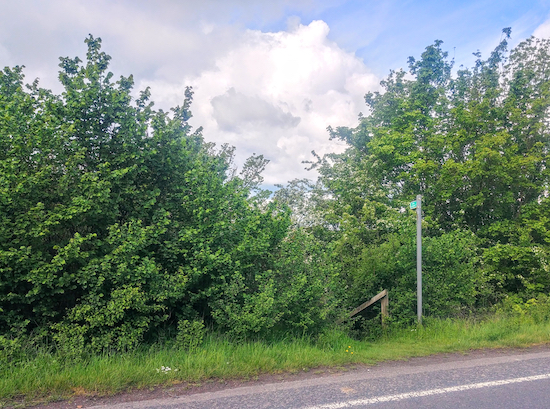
0 36 336 350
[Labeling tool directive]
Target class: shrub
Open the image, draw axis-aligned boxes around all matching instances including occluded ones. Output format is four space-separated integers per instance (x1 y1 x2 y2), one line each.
175 319 205 351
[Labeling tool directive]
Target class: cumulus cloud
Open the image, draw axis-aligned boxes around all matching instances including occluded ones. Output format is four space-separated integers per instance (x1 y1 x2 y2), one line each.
143 20 379 185
1 1 380 186
211 88 301 132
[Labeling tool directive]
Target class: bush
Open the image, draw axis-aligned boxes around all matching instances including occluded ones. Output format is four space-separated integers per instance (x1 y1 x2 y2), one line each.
0 36 291 350
210 229 340 340
341 227 484 329
0 335 22 365
175 319 205 351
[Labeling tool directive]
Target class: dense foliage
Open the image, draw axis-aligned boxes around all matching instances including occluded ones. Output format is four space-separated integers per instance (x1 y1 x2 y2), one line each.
0 36 335 352
306 29 550 326
2 30 549 353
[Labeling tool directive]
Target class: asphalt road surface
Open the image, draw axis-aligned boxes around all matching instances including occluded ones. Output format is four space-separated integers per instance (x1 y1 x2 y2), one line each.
88 347 550 409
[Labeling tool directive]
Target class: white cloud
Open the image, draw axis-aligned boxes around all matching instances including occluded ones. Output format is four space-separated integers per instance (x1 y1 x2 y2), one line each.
0 0 245 89
0 44 13 67
1 2 380 186
534 17 550 38
211 88 301 132
142 20 379 185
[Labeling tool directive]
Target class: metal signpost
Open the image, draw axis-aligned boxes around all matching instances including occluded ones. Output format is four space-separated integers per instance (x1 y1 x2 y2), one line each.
410 195 422 324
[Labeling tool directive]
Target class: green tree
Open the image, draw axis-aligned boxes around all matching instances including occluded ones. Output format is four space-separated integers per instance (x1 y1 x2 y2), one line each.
314 30 550 321
329 31 550 236
0 36 295 349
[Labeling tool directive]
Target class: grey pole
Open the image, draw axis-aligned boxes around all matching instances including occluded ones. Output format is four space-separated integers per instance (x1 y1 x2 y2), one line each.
416 194 422 324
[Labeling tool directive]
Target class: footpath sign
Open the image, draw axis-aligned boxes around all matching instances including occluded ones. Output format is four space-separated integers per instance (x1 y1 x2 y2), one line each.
413 195 422 324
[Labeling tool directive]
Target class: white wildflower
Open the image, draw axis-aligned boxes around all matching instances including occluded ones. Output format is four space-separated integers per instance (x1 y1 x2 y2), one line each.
156 365 176 374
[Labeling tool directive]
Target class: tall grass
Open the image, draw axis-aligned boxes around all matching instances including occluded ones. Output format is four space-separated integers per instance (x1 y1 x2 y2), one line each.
2 313 550 407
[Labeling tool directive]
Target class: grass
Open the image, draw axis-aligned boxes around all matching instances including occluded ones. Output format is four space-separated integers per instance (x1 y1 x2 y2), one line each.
1 314 550 407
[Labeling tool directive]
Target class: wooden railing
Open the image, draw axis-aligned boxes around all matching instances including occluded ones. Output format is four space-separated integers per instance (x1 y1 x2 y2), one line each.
337 289 389 327
349 289 388 319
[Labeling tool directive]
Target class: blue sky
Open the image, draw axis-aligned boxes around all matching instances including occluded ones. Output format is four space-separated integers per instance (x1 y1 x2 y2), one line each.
1 0 550 186
243 0 550 74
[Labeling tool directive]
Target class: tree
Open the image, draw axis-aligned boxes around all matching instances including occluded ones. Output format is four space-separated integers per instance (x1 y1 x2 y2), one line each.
0 36 295 350
315 30 550 321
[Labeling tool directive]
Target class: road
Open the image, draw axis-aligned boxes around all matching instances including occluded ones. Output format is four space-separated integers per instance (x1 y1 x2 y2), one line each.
88 347 550 409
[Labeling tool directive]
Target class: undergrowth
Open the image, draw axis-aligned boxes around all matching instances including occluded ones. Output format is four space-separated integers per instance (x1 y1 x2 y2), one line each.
1 306 550 408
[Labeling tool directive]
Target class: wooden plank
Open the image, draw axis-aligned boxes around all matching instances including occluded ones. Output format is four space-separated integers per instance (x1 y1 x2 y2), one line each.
349 289 388 318
380 294 389 318
380 293 389 327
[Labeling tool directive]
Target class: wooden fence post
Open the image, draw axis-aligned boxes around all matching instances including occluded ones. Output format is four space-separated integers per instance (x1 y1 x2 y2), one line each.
345 289 389 326
380 293 389 326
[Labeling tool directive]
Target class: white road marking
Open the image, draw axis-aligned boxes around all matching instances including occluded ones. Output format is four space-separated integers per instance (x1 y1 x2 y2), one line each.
302 373 550 409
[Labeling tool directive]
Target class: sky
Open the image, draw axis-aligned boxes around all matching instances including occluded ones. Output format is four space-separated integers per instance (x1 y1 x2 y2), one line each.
2 0 550 187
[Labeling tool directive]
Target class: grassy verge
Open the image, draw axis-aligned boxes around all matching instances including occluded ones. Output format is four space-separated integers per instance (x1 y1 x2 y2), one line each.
2 314 550 407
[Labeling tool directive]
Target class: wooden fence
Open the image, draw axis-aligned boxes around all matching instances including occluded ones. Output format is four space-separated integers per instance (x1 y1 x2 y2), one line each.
343 289 389 326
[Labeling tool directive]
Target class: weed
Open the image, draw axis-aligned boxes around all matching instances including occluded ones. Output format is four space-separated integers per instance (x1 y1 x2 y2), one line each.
2 313 550 407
